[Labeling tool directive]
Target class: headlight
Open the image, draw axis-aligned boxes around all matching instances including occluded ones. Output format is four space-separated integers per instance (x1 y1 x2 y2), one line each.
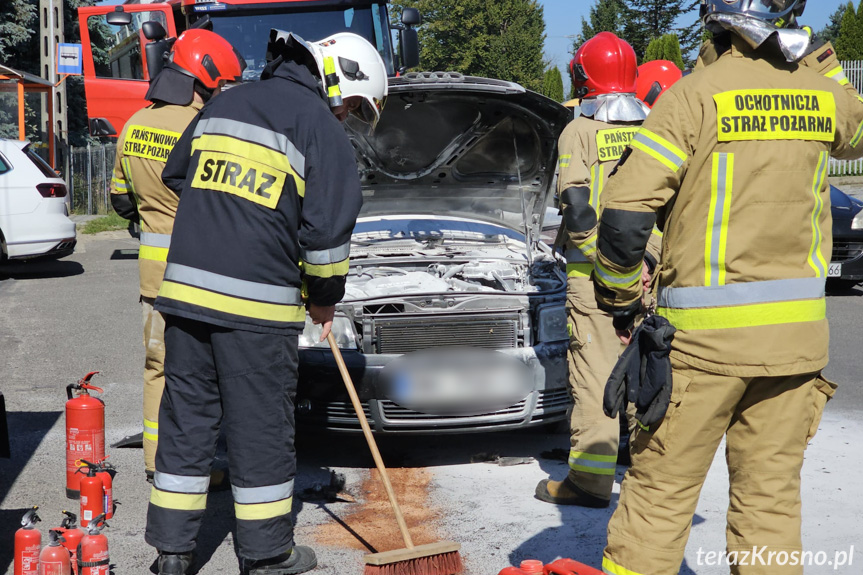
852 209 863 230
536 304 568 342
298 314 358 349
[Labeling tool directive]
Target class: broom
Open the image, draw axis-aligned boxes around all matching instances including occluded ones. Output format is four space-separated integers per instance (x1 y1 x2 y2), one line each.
326 332 464 575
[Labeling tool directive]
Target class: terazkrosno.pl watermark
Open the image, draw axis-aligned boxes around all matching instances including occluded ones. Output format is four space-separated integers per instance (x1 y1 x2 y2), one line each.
696 547 854 570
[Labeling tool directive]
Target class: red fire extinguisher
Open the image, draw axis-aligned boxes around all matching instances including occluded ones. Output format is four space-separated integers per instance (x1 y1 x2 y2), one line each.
77 463 104 528
38 530 72 575
66 372 104 500
77 515 109 575
56 512 84 575
80 459 114 520
543 559 604 575
14 507 41 575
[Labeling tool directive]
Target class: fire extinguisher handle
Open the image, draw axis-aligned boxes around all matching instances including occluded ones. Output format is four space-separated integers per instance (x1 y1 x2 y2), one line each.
66 383 76 400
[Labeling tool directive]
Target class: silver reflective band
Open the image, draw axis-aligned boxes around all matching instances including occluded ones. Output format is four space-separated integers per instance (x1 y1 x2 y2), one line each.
708 153 731 286
658 277 826 309
633 132 685 171
193 117 306 176
568 456 616 470
810 153 828 278
565 249 590 264
140 232 171 249
232 480 294 505
154 472 210 494
164 263 302 305
301 242 351 265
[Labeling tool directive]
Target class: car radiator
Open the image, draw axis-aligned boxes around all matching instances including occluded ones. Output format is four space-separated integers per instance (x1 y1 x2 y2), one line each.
373 315 520 354
832 241 863 262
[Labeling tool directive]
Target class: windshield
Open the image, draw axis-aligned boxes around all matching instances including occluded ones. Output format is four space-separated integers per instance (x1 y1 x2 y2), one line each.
207 5 395 81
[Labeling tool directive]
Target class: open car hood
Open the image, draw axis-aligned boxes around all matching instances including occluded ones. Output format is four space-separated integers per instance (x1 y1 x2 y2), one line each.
346 73 571 245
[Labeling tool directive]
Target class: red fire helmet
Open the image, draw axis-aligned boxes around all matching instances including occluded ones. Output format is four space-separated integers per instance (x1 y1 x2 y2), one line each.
169 29 244 90
570 32 638 98
636 60 683 108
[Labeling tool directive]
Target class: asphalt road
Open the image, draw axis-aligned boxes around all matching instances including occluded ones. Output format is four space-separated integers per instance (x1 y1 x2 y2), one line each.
1 231 861 575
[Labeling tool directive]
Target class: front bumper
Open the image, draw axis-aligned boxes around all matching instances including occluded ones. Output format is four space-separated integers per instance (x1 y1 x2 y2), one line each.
831 239 863 281
297 341 569 433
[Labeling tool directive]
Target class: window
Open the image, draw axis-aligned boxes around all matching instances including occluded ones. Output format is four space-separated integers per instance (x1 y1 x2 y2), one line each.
0 154 11 176
25 146 59 179
88 11 168 81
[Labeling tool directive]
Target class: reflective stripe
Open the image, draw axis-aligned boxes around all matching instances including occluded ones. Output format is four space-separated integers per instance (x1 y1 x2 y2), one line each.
165 263 301 305
603 558 644 575
826 65 850 86
576 234 597 257
658 298 825 331
140 232 171 249
150 488 207 511
300 242 351 265
567 263 593 278
807 152 829 278
159 281 307 323
302 260 350 278
565 249 589 264
705 153 734 287
112 177 129 191
651 226 663 238
589 164 604 209
143 419 158 441
568 450 616 476
154 472 210 494
658 278 826 309
121 158 138 200
193 117 305 175
559 154 571 168
234 497 293 521
852 120 863 148
140 246 169 262
631 128 686 172
594 259 641 287
232 480 294 505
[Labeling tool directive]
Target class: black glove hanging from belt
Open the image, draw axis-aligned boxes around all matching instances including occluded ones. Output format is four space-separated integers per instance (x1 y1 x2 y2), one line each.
603 314 676 430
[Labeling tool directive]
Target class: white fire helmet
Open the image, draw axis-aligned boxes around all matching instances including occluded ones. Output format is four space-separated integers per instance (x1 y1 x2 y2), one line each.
268 30 388 129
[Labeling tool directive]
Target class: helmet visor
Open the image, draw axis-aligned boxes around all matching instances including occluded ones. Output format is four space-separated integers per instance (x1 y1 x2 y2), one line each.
351 95 387 130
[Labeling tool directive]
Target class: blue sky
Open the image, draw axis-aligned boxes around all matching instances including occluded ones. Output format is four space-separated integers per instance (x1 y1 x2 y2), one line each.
541 0 854 75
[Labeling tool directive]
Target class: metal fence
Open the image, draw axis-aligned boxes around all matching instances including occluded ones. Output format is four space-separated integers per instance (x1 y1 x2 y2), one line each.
830 60 863 177
69 143 116 215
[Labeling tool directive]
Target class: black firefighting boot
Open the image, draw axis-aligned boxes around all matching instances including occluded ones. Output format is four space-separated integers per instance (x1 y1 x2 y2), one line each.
244 546 318 575
158 551 194 575
534 473 610 508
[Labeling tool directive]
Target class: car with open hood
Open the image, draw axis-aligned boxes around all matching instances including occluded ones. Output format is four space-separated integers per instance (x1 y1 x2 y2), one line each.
296 73 571 433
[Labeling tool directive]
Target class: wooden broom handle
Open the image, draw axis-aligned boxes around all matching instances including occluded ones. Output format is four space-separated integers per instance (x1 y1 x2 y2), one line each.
327 332 415 549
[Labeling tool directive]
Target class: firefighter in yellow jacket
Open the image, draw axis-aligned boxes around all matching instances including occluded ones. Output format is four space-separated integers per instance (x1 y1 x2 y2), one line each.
534 32 653 508
110 29 244 478
593 1 863 573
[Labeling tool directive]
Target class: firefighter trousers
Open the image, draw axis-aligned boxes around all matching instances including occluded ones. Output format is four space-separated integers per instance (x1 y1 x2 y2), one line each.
566 279 624 500
602 359 836 575
145 315 299 560
142 296 165 473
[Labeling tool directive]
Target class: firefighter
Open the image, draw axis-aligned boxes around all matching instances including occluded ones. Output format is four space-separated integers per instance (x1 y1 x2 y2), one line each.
144 31 387 575
635 60 683 109
534 32 656 508
593 1 863 573
109 29 244 479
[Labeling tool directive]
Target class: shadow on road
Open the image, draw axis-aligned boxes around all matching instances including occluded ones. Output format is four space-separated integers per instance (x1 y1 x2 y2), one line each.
0 411 63 574
0 259 84 281
826 281 862 296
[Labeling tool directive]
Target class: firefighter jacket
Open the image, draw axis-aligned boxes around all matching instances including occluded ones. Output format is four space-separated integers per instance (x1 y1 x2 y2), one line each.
558 114 660 311
154 59 363 335
110 102 202 298
593 37 863 377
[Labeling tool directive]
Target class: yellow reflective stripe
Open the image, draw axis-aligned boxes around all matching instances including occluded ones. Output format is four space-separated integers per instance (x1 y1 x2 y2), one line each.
192 134 305 198
826 65 849 85
576 233 597 257
121 158 139 205
594 163 605 209
632 128 687 172
852 120 863 148
602 557 645 575
569 451 617 462
144 419 158 441
570 464 616 476
559 154 572 168
569 450 616 474
657 298 825 331
807 152 829 278
705 153 734 287
651 227 663 238
150 488 207 511
234 497 292 521
139 245 169 262
594 259 641 287
112 177 129 191
302 259 350 279
159 281 306 323
567 263 593 278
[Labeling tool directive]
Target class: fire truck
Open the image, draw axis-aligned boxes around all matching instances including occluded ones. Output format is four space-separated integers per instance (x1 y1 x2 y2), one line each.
77 0 420 136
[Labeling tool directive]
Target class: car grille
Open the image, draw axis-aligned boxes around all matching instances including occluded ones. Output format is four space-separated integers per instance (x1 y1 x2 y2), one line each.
379 399 528 421
832 241 863 262
374 316 519 354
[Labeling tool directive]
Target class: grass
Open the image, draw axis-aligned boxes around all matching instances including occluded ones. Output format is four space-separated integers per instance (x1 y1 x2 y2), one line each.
80 212 129 235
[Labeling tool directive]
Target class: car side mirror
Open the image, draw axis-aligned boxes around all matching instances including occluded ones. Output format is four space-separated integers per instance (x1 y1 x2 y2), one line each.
106 7 132 27
401 8 421 27
142 21 167 41
399 28 420 71
89 118 117 137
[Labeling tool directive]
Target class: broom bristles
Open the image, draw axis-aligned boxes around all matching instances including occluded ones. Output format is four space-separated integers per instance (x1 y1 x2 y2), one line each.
363 551 463 575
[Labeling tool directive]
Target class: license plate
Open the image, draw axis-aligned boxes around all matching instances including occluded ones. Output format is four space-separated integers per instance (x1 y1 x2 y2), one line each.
828 262 843 278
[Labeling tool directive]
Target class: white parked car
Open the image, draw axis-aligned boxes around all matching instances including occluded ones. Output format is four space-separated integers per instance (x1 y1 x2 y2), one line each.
0 140 76 261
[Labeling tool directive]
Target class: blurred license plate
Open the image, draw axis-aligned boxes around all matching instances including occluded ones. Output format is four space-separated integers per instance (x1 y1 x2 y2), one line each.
828 263 842 277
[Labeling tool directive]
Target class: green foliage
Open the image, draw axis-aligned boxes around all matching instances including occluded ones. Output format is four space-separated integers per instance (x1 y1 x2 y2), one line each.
623 0 700 61
81 211 128 235
389 0 546 91
819 3 848 43
580 0 627 46
540 67 564 102
835 2 863 61
643 34 685 70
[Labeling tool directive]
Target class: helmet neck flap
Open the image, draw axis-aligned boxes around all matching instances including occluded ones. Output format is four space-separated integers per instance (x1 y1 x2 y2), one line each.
579 93 649 124
706 12 810 62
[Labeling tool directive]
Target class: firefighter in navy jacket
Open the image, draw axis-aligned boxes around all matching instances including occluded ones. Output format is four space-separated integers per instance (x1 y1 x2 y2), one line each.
145 31 388 575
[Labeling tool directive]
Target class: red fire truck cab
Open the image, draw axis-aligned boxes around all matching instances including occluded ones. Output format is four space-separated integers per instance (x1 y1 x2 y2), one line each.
78 0 418 136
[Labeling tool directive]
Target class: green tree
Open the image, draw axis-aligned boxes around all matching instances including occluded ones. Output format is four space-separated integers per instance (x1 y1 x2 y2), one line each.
622 0 700 61
835 2 863 61
819 2 850 44
0 0 39 140
580 0 627 45
540 66 564 102
390 0 546 91
643 34 685 70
